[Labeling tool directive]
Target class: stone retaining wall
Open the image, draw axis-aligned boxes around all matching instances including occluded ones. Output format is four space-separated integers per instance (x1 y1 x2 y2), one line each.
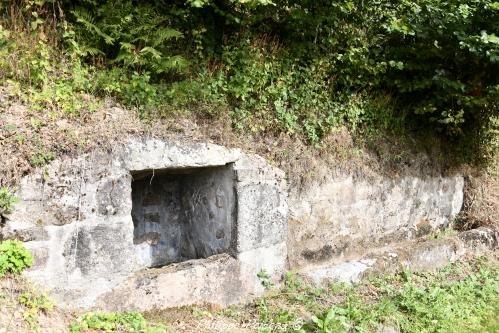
1 137 469 310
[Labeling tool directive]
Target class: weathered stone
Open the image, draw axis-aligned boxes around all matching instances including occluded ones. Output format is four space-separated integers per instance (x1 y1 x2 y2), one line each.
0 224 49 242
288 175 464 267
8 138 287 309
53 205 80 225
62 222 139 276
96 254 246 311
415 218 433 237
302 259 376 285
379 326 400 333
235 183 287 252
96 176 130 216
398 238 462 271
24 245 49 269
301 245 336 262
233 154 288 254
96 243 289 311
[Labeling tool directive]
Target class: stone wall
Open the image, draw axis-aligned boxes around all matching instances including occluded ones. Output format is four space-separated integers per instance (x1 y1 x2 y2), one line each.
288 175 464 268
132 173 184 266
1 137 467 310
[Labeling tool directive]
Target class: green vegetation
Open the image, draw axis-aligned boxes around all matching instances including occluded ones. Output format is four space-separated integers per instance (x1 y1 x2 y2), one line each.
29 149 55 167
0 0 497 160
70 312 166 333
305 266 499 333
0 186 18 214
0 240 33 277
0 242 496 332
18 291 54 330
175 255 498 333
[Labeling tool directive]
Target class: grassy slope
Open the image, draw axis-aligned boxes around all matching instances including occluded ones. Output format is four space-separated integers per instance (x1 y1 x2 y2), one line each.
1 252 497 333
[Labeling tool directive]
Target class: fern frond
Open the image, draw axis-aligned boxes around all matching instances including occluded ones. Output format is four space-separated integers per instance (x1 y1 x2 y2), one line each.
152 55 188 73
140 47 162 60
71 8 115 45
151 27 183 47
114 49 139 67
119 42 134 52
81 46 104 57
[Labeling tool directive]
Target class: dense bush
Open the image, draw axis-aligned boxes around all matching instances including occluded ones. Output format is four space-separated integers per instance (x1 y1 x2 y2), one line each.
0 0 497 155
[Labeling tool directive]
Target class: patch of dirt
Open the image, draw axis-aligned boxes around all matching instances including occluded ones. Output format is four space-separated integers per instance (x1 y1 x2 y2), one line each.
455 165 499 230
144 305 254 333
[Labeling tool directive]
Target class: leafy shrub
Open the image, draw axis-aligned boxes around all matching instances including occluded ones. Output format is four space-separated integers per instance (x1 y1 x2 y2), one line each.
0 240 33 277
64 0 188 110
0 187 18 215
0 3 98 115
380 0 499 135
70 312 165 333
161 72 228 117
194 38 381 144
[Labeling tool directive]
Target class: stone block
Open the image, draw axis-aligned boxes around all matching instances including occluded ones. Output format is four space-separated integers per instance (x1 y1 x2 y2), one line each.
235 183 287 252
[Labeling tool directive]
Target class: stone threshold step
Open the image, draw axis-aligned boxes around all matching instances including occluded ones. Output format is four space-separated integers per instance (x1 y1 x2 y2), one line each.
299 227 498 285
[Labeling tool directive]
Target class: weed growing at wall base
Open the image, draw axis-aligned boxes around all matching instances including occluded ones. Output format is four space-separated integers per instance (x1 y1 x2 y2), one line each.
301 258 499 332
70 312 166 333
0 240 33 277
18 290 54 330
